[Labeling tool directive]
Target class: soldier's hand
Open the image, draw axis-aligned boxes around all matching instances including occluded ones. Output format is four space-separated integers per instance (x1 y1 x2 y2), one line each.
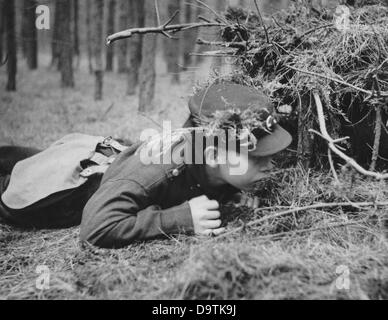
188 195 225 236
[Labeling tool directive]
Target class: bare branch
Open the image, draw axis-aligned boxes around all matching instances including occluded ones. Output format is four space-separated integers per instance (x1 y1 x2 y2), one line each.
195 0 228 24
154 0 161 26
311 91 388 180
370 105 382 171
163 10 180 27
107 21 226 44
370 75 383 171
198 15 211 23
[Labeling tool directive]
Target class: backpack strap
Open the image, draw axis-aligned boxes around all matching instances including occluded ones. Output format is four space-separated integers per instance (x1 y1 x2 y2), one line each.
101 136 128 153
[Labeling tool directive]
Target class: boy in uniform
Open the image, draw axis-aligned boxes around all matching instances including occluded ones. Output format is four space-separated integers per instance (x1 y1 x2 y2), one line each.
0 82 292 248
80 82 292 248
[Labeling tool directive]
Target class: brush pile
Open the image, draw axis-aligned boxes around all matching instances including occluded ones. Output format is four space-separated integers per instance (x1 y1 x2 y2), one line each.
205 1 388 169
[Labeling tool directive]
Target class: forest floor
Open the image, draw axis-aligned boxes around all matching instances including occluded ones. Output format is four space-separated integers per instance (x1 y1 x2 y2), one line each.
0 55 388 300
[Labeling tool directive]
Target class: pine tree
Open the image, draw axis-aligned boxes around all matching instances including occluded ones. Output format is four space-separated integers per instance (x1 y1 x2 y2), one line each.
127 0 144 95
117 0 128 73
22 0 38 69
4 0 17 91
51 1 61 69
73 0 80 67
92 0 105 100
106 0 116 72
139 0 157 111
180 2 199 69
86 0 93 74
57 0 74 87
0 0 4 63
163 0 181 83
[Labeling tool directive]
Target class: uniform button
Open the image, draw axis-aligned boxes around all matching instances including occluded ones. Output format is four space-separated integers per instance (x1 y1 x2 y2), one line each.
172 169 180 177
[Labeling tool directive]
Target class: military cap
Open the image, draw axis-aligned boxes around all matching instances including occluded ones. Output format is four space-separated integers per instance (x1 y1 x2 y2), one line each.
187 82 292 157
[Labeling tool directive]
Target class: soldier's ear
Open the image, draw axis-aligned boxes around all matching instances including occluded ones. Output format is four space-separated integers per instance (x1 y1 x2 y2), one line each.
204 146 219 168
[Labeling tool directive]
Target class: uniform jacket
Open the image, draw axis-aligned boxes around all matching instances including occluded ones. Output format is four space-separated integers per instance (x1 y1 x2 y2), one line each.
80 141 238 248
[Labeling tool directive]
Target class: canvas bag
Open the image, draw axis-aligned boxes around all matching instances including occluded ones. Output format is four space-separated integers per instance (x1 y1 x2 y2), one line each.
1 133 128 210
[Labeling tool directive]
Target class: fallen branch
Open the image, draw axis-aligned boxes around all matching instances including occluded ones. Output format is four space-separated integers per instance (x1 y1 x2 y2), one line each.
370 75 383 171
311 91 388 180
252 218 368 241
298 23 335 39
212 201 388 240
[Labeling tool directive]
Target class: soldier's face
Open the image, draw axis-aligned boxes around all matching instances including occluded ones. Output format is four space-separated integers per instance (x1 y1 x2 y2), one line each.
217 151 274 191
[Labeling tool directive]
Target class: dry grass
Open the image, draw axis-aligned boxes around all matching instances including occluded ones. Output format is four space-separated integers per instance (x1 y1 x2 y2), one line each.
0 54 388 300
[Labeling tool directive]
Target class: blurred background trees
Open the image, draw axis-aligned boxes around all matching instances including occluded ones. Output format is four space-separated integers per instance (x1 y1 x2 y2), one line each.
2 0 378 103
56 0 74 88
4 0 17 91
22 0 38 70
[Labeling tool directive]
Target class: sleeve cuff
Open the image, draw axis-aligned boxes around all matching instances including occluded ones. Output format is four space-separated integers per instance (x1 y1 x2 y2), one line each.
160 201 194 235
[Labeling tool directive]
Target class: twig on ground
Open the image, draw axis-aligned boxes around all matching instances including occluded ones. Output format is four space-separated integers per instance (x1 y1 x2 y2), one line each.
298 23 334 39
212 201 388 240
252 218 368 241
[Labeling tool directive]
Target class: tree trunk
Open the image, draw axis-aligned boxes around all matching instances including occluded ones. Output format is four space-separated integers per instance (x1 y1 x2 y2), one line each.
139 0 157 112
106 0 116 72
180 2 198 69
211 0 226 73
51 1 61 69
127 0 144 95
57 0 74 88
193 2 207 65
117 0 128 73
163 0 181 84
73 0 80 65
0 0 4 63
86 0 93 74
4 0 17 91
92 0 104 100
22 0 38 69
